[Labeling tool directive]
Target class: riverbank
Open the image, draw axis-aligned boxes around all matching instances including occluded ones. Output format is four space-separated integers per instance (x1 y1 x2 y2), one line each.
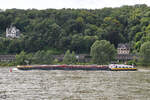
137 66 150 70
0 62 15 67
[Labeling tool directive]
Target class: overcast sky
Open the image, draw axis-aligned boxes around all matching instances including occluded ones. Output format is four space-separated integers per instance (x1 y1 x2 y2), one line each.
0 0 150 9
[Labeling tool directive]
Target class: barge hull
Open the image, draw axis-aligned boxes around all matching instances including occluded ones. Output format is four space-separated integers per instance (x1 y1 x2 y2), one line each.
17 65 109 70
17 65 137 71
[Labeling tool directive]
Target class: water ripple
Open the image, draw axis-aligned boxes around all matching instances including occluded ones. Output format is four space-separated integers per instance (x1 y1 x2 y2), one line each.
0 67 150 100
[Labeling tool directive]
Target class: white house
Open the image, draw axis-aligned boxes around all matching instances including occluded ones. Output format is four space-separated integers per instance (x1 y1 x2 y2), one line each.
116 43 133 61
6 25 21 38
117 43 130 54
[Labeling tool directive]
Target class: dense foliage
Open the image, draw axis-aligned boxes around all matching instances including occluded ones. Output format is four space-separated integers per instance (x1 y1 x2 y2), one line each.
16 50 53 65
139 41 150 66
90 40 116 64
0 4 150 66
0 4 149 54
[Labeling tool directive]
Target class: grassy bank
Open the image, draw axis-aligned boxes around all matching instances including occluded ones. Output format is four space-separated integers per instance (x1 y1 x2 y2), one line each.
0 62 16 67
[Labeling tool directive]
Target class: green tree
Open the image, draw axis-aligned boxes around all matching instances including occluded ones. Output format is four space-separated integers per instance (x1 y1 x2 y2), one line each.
90 40 116 64
139 41 150 66
43 50 53 64
71 51 76 64
63 50 76 64
16 51 28 65
102 17 125 47
75 17 84 33
32 50 53 64
63 50 72 64
83 36 98 52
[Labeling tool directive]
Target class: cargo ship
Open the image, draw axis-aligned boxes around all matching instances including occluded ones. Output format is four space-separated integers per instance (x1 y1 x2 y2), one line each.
17 65 109 70
108 64 137 71
17 64 137 71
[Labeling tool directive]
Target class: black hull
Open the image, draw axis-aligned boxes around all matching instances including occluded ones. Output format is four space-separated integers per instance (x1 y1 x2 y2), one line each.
17 67 109 71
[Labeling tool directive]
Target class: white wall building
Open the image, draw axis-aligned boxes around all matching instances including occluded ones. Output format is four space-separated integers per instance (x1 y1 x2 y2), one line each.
6 25 20 38
116 43 133 62
117 43 130 54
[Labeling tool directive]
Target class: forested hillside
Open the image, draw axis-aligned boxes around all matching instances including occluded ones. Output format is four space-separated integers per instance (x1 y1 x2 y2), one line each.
0 4 150 54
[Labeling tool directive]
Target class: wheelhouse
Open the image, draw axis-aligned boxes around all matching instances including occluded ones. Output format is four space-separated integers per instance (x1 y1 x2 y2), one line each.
109 64 137 71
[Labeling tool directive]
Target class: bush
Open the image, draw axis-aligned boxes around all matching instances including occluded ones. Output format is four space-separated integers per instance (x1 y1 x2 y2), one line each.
16 50 53 65
63 50 77 64
127 60 137 65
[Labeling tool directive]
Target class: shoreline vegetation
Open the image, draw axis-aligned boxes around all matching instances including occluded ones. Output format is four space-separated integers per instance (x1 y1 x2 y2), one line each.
0 5 150 67
0 42 150 67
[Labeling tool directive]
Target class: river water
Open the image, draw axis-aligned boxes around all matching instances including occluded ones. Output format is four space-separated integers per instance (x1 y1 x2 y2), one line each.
0 67 150 100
